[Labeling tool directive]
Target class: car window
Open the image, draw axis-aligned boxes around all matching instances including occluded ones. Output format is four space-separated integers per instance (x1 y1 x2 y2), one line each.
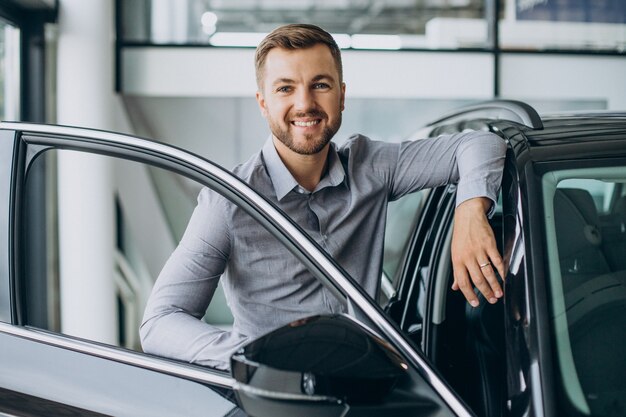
21 148 236 351
383 191 429 281
21 146 351 358
14 145 267 417
22 147 346 351
542 167 626 416
379 190 429 306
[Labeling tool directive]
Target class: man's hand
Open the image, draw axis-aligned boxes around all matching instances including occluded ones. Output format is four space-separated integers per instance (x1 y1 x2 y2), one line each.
451 197 505 307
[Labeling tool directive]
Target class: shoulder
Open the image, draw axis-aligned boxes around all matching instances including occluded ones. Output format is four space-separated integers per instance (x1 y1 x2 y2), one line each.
194 154 267 212
231 149 263 181
230 149 274 191
337 134 401 164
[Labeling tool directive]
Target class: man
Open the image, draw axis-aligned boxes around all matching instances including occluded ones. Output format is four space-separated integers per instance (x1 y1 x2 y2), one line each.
140 24 506 370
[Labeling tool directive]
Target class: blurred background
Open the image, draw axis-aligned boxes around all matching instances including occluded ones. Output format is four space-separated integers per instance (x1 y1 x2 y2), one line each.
2 0 625 350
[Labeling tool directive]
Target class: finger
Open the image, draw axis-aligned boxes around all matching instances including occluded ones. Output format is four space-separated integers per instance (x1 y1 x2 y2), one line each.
479 263 502 301
487 246 506 283
453 265 479 307
485 247 505 298
468 262 497 304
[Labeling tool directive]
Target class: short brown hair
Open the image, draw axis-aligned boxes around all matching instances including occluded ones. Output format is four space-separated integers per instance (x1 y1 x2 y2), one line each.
255 24 343 88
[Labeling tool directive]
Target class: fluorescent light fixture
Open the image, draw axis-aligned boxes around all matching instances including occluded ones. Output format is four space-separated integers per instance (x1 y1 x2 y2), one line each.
331 33 352 49
398 34 429 49
201 11 218 36
203 25 217 35
209 32 267 47
351 34 402 50
208 32 405 50
201 11 218 27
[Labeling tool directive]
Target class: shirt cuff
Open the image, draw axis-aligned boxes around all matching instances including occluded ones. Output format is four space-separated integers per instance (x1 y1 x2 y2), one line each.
455 180 500 218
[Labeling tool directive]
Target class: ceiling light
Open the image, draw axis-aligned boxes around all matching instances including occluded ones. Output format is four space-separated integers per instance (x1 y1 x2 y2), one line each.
201 11 218 27
350 34 402 50
209 32 268 47
331 33 352 49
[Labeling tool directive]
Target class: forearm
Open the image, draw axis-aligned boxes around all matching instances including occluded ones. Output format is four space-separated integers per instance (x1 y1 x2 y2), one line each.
140 312 247 370
387 131 506 202
140 245 236 368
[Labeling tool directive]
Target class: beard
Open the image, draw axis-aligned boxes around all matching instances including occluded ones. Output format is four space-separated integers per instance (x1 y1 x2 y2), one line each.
268 109 342 156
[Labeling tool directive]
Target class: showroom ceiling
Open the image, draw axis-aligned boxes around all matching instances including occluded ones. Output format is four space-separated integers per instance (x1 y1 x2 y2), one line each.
200 0 485 34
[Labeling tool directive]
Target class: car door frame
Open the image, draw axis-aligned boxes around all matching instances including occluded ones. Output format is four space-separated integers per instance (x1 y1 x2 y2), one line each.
0 122 474 416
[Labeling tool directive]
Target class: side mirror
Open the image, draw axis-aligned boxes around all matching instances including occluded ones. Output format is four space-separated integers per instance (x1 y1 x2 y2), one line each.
231 314 408 417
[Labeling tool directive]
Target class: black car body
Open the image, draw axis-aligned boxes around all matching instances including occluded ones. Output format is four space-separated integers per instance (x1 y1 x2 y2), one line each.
382 104 626 417
0 101 624 417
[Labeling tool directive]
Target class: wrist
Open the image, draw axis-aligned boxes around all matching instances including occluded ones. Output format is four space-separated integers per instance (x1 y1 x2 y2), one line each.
458 197 492 213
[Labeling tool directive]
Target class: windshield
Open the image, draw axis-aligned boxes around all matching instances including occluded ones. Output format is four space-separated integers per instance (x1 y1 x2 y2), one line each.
542 166 626 416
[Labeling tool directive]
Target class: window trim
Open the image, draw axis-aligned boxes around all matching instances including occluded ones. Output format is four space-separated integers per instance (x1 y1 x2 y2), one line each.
0 321 233 387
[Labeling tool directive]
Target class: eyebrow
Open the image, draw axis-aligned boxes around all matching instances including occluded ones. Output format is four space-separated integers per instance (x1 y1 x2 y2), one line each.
271 74 335 86
272 78 295 86
312 74 334 83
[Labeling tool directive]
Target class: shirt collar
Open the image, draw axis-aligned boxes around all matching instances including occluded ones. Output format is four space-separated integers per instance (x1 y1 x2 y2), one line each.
261 137 346 201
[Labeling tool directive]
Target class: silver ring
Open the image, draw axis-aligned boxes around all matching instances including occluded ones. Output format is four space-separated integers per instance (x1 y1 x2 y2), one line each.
479 262 491 268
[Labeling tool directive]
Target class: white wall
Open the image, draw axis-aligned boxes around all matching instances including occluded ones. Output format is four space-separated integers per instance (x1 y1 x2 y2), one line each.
501 54 626 110
121 47 496 168
120 46 623 169
122 47 494 99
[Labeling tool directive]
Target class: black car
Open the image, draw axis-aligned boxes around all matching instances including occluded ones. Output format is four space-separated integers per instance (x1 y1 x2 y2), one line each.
0 100 624 417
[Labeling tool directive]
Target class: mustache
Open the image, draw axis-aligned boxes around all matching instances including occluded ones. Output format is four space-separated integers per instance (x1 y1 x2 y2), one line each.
291 109 327 119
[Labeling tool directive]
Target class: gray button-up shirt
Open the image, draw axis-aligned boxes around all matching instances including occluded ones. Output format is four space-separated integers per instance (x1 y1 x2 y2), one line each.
140 132 506 369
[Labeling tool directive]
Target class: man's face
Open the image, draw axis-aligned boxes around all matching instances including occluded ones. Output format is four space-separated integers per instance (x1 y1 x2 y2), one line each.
256 44 345 155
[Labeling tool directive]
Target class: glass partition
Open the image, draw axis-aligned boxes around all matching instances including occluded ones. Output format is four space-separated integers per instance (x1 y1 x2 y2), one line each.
120 0 491 50
120 1 625 52
0 18 21 121
500 0 626 52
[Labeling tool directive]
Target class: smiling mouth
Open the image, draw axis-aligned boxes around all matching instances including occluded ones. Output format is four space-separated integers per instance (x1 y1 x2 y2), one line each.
292 120 321 127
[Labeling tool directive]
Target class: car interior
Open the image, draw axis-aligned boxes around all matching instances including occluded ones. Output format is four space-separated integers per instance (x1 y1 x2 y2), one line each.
412 177 626 417
426 205 506 417
384 185 508 417
551 181 626 416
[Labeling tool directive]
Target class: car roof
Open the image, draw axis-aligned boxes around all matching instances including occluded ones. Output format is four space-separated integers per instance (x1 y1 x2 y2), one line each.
497 113 626 164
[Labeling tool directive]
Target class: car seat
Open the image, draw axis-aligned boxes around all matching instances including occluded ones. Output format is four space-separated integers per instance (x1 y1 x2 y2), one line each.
553 188 611 290
601 195 626 272
555 190 626 414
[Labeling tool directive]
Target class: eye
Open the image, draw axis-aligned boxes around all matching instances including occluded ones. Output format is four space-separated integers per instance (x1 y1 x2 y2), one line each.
313 82 330 90
276 86 292 93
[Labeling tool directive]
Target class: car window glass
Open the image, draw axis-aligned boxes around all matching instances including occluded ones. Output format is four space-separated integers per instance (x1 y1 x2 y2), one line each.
21 149 235 350
542 168 626 416
21 148 340 357
379 190 429 306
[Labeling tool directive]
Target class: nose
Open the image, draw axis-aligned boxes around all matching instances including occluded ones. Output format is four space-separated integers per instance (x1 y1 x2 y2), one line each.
294 88 315 112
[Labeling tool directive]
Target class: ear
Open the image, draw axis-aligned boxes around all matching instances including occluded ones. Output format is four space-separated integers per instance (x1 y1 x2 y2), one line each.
340 82 346 112
256 90 268 118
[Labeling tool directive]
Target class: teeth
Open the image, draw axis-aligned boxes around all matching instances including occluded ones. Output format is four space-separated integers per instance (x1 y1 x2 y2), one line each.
293 120 319 127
